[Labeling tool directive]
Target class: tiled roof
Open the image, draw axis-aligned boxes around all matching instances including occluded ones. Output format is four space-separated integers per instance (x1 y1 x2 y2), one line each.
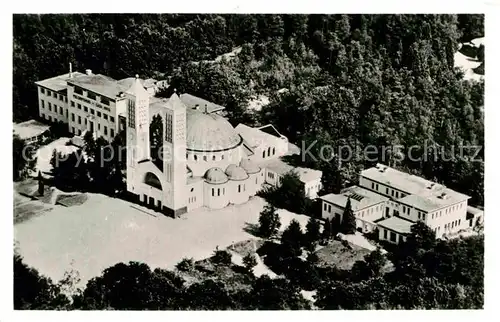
35 72 85 92
377 216 414 234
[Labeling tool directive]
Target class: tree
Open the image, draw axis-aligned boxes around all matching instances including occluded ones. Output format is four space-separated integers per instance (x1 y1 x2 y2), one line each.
248 275 311 310
321 218 333 241
258 204 281 239
212 247 232 266
175 257 195 272
14 254 69 309
304 217 321 247
37 171 44 196
242 253 258 273
341 198 356 234
281 219 304 257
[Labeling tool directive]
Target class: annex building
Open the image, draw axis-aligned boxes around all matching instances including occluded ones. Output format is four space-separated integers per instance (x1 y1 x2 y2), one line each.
35 69 322 217
320 163 483 244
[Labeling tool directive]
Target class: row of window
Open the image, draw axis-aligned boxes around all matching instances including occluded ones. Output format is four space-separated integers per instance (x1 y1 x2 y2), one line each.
358 204 383 218
193 154 225 162
69 123 115 138
262 147 276 158
383 229 404 243
70 101 115 123
429 203 464 220
444 219 461 231
268 172 275 179
211 187 226 197
188 196 197 203
40 88 67 103
369 180 407 199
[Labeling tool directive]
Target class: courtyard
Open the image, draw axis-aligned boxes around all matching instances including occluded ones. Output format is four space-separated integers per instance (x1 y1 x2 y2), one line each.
14 193 310 288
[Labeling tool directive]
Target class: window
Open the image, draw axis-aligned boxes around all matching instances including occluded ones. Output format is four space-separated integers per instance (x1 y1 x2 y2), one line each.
110 116 115 122
267 147 271 157
399 235 404 243
98 124 100 130
41 100 45 108
104 126 108 135
52 91 57 98
78 103 82 110
83 106 89 113
262 151 266 158
402 206 406 213
324 203 327 211
386 188 389 194
71 113 75 122
194 155 198 161
101 97 110 106
90 109 95 115
395 191 399 198
223 188 225 195
376 184 379 190
78 116 81 124
372 182 375 189
40 88 45 94
203 155 207 161
70 101 75 107
110 129 114 137
272 147 275 155
432 213 434 219
391 190 394 197
212 155 216 161
87 92 96 100
59 94 63 101
71 127 75 133
103 114 108 120
390 231 397 242
238 185 241 193
78 129 81 135
48 102 52 111
217 188 220 196
384 229 388 239
59 107 63 115
212 188 214 197
97 111 101 117
85 119 87 125
221 155 224 160
41 113 45 119
328 205 331 213
458 219 461 226
422 213 426 221
66 110 68 118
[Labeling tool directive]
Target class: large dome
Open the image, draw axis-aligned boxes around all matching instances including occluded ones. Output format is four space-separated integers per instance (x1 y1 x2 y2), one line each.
225 164 249 181
186 110 242 152
204 167 229 184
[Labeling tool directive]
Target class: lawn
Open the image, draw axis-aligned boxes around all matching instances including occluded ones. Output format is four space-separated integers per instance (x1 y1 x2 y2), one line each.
14 194 310 288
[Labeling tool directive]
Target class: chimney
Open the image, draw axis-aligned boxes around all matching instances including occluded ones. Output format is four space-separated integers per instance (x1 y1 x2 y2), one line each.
85 69 92 75
69 63 73 78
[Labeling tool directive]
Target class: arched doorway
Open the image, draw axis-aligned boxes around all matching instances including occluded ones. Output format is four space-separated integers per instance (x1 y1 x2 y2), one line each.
143 172 162 209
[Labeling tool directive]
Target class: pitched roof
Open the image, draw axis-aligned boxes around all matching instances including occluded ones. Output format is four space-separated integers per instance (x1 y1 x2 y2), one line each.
319 186 388 211
262 159 322 184
35 72 85 92
377 216 414 234
361 164 470 211
179 93 225 113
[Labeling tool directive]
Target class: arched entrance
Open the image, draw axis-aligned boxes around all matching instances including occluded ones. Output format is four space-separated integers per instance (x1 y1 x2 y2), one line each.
143 172 163 210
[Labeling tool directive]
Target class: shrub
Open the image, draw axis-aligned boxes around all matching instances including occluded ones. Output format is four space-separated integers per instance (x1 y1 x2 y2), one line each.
176 257 195 272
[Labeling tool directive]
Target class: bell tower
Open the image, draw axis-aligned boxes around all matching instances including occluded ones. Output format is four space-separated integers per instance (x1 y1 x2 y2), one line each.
125 75 150 192
162 92 187 216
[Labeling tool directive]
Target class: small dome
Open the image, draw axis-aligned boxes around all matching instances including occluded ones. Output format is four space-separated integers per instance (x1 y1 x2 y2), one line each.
225 164 249 181
204 167 228 184
240 158 261 174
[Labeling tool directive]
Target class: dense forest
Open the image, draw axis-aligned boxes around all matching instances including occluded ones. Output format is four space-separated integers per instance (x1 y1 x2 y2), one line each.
13 14 484 206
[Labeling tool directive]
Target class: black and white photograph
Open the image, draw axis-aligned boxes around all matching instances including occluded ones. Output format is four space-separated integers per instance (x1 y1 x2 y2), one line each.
4 1 496 315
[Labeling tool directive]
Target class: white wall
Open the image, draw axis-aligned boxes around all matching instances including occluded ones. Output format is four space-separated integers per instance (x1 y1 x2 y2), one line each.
378 227 407 244
321 201 344 223
359 175 409 199
187 180 204 212
227 179 250 205
203 182 229 209
426 200 468 238
187 146 244 177
38 86 69 125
